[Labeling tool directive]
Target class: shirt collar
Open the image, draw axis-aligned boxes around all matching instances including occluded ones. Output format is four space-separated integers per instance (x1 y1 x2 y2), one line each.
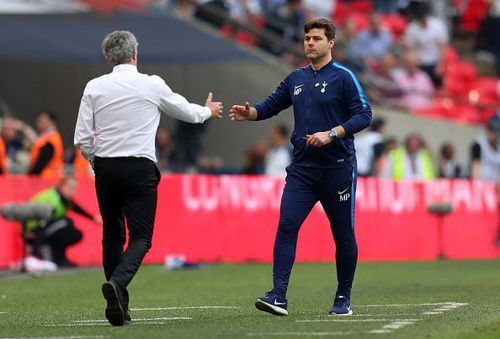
112 64 138 72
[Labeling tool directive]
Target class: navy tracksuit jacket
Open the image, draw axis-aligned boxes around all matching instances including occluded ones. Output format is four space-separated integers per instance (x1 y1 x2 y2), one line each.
254 61 372 298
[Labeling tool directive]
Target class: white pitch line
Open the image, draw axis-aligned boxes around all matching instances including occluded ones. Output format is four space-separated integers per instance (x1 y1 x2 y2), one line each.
131 306 240 311
360 302 459 307
0 311 7 314
350 313 417 317
422 302 468 316
46 320 191 327
369 330 392 334
0 337 110 339
73 317 192 323
297 318 422 323
44 324 109 327
247 332 352 337
368 319 419 335
383 320 417 329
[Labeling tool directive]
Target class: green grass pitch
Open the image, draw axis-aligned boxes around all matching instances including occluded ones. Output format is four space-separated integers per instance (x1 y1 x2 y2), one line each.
1 260 500 338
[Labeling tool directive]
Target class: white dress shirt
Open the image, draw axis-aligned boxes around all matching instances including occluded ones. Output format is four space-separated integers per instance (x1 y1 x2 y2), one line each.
265 146 291 177
404 16 448 66
74 64 211 163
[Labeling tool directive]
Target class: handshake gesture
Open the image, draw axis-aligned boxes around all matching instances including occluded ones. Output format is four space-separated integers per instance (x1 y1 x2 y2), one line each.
205 92 224 119
204 93 257 122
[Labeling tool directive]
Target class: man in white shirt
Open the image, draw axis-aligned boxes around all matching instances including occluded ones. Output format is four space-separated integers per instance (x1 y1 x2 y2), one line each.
404 3 448 87
354 117 386 176
265 124 292 177
74 30 222 326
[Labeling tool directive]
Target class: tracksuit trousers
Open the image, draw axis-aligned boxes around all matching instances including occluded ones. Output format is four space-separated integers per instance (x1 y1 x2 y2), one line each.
272 163 358 299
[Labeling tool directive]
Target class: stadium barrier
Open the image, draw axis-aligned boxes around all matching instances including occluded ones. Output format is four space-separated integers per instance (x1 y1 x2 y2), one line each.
0 175 498 268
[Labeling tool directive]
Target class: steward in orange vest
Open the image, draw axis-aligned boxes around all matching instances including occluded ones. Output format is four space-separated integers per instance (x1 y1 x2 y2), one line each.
0 137 7 175
28 111 64 179
71 147 92 177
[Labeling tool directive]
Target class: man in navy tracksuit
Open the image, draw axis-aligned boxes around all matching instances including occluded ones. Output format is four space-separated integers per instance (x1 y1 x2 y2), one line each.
229 18 372 316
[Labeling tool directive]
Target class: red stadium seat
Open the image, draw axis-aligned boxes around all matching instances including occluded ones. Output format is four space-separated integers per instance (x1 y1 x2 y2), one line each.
460 0 488 33
443 74 469 98
468 77 499 107
235 30 257 47
349 1 373 14
445 61 477 82
381 15 408 39
219 25 234 38
449 104 481 124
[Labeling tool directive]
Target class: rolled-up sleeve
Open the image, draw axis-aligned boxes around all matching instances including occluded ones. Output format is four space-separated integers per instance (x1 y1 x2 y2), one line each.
74 82 96 163
153 76 211 123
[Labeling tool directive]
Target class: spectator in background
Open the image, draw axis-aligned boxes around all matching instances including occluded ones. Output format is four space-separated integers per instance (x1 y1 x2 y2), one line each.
156 126 175 173
387 133 435 180
354 117 386 177
194 0 229 29
174 121 207 173
374 0 401 14
226 0 262 22
362 51 403 107
262 0 306 59
265 124 292 177
242 139 268 174
28 111 64 178
437 142 462 178
27 175 102 267
259 0 286 18
404 2 448 88
376 136 398 177
66 148 93 178
349 12 394 71
470 113 500 245
476 0 500 76
393 51 434 110
1 117 37 173
163 0 196 18
470 113 500 182
302 0 335 20
0 131 7 174
333 18 357 67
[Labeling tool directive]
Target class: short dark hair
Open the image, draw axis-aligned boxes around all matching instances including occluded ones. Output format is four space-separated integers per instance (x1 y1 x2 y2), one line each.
304 18 336 41
36 110 58 123
370 117 385 132
274 124 289 138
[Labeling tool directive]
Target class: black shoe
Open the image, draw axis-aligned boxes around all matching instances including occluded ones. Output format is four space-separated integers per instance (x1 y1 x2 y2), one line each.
125 309 131 323
122 287 131 323
102 280 125 326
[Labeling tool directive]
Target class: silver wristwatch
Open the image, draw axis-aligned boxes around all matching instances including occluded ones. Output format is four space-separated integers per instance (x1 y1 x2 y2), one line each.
328 129 337 140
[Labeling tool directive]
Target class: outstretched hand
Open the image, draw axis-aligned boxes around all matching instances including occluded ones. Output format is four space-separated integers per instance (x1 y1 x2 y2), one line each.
205 92 223 119
229 102 252 121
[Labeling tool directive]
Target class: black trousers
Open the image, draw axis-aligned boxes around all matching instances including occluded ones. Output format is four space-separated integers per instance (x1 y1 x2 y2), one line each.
33 217 83 265
94 157 161 289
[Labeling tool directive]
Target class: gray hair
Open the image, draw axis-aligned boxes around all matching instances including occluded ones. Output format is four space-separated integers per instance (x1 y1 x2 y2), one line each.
101 31 138 66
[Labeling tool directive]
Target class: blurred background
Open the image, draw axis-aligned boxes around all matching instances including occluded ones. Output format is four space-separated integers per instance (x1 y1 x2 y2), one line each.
0 0 498 270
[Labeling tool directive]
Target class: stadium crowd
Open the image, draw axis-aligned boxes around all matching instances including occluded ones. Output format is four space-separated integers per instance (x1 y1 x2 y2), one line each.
160 0 500 126
0 0 499 180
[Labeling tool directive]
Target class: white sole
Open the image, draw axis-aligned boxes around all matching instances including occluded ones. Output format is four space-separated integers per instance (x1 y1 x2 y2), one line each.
255 299 289 316
328 309 353 316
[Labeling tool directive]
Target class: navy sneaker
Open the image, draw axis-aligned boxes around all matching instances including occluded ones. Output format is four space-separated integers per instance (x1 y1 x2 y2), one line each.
328 295 353 316
255 291 288 316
